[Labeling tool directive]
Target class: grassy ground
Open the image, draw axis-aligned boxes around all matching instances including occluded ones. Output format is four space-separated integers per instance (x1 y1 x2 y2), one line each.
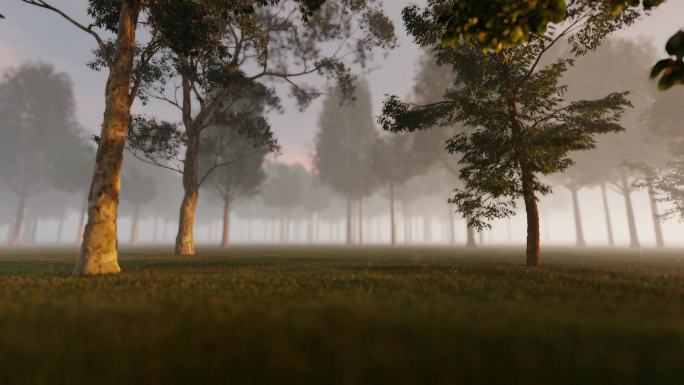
1 246 684 385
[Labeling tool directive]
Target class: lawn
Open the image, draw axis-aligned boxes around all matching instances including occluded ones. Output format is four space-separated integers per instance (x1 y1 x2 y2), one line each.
1 246 684 385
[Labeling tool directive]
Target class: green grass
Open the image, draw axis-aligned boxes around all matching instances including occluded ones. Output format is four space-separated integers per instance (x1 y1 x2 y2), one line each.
2 246 684 385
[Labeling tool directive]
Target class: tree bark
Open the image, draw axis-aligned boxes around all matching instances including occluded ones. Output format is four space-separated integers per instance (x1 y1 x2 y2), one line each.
620 175 640 249
389 182 396 246
73 2 140 275
175 185 199 255
647 183 665 248
570 187 586 247
10 193 27 247
600 182 615 247
222 197 230 248
130 204 140 246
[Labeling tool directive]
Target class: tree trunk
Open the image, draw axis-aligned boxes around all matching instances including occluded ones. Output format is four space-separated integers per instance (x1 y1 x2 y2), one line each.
10 193 27 247
620 175 640 248
345 198 352 245
600 182 614 247
389 182 396 246
523 171 541 266
479 230 484 246
130 204 140 246
465 215 477 247
222 197 230 248
358 198 363 245
570 187 586 247
447 206 455 245
175 185 199 255
647 183 665 248
285 207 291 244
73 3 140 276
29 216 38 244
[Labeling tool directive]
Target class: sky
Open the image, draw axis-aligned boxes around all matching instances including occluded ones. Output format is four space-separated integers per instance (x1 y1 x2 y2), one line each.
1 1 684 247
1 1 683 163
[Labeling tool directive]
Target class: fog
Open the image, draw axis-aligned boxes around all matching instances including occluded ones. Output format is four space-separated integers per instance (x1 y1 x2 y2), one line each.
1 1 684 250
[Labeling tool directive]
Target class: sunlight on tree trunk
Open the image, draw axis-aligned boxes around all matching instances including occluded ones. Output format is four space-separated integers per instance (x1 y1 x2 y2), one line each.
175 188 198 255
570 188 586 247
73 3 139 276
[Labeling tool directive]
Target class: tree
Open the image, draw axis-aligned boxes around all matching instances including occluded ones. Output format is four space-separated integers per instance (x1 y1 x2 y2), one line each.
382 2 632 266
315 79 379 244
0 63 84 246
120 164 157 245
19 0 339 274
261 163 309 243
125 1 394 255
204 128 270 249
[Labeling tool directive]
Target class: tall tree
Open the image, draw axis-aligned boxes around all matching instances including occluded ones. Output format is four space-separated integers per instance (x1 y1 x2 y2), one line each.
315 79 379 244
129 1 394 255
20 0 335 274
0 63 83 246
382 1 633 266
261 163 309 243
120 164 157 245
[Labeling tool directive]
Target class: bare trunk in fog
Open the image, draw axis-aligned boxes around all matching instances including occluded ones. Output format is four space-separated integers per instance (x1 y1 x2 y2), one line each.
346 198 352 245
647 183 665 248
29 216 38 244
465 215 477 247
152 216 159 244
389 182 396 246
73 2 140 276
570 187 586 247
57 215 64 243
130 204 140 246
10 193 27 247
222 197 230 248
423 216 431 243
600 182 615 247
479 229 484 246
620 175 640 248
358 198 363 245
447 207 455 245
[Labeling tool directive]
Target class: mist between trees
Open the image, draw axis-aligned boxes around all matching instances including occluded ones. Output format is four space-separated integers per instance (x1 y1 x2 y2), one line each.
1 1 684 274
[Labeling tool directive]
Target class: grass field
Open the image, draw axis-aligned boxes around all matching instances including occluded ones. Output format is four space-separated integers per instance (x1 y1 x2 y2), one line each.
2 246 684 385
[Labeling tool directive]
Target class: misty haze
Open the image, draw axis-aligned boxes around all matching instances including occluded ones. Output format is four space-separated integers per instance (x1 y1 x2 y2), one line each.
1 1 684 384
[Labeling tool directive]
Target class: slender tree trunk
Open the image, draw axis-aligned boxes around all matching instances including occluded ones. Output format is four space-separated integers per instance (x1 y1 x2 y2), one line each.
308 213 314 243
600 182 615 247
570 187 586 247
56 215 64 244
285 207 291 244
346 198 352 245
76 191 87 246
10 193 27 247
389 182 396 246
465 215 477 247
523 171 541 266
358 198 363 245
29 216 38 244
479 230 484 246
74 3 140 275
620 175 640 248
130 204 140 246
447 206 455 245
314 213 320 243
222 197 230 248
647 183 665 248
